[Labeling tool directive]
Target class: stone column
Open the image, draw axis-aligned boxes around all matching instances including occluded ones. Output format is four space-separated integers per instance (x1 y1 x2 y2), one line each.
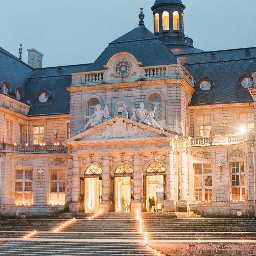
164 151 176 212
178 142 188 211
131 152 142 213
100 153 110 213
159 11 163 32
0 156 3 206
69 154 80 212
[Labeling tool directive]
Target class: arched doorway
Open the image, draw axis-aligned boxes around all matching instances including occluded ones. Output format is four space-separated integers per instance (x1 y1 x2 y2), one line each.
144 162 166 212
84 164 103 213
114 163 133 213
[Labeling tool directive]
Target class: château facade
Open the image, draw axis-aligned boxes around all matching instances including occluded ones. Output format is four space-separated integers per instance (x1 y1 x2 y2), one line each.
0 0 256 217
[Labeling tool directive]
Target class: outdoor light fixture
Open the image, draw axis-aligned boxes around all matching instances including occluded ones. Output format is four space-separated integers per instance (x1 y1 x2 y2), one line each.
239 126 247 134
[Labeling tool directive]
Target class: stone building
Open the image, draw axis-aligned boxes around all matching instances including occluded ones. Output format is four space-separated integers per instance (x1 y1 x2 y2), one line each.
0 0 256 217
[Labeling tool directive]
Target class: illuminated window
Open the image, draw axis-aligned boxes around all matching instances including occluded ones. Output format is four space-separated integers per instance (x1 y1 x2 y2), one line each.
88 99 100 116
15 170 33 205
162 11 169 31
240 113 254 131
33 126 44 145
154 13 159 33
194 163 212 202
85 164 103 175
173 11 179 30
197 115 211 136
241 77 253 88
19 124 26 144
49 169 65 205
146 162 165 173
231 162 245 201
149 94 162 121
67 123 70 139
6 120 12 141
200 81 211 91
115 163 133 174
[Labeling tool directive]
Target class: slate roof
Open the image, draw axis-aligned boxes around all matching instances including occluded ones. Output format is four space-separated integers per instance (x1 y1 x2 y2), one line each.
154 0 183 4
26 64 90 116
89 25 177 71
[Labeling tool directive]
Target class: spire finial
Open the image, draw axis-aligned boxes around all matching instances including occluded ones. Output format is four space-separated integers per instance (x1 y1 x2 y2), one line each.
19 43 23 60
139 8 145 26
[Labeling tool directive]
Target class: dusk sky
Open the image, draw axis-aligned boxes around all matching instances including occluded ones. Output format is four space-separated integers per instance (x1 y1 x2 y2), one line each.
1 0 256 67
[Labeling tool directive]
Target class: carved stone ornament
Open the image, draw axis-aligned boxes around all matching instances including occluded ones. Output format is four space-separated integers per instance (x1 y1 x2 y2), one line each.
87 120 157 140
50 157 66 166
114 102 128 118
15 158 33 168
229 148 245 159
192 151 212 161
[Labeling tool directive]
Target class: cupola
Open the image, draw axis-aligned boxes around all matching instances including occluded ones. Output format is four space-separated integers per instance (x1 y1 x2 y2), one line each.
151 0 194 50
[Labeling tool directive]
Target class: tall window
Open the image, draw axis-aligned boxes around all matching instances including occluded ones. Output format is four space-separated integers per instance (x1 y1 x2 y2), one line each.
149 95 162 121
194 163 212 202
197 115 211 136
19 124 26 144
33 126 44 145
240 113 254 131
231 162 245 201
173 11 180 30
154 13 159 33
15 170 33 205
49 169 65 205
67 123 70 139
162 11 169 31
6 120 12 141
88 99 100 116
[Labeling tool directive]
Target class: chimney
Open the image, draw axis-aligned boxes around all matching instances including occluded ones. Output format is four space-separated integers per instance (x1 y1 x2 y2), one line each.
27 48 43 69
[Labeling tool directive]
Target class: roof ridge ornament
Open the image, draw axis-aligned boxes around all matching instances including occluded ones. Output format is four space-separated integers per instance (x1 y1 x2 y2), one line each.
139 8 145 26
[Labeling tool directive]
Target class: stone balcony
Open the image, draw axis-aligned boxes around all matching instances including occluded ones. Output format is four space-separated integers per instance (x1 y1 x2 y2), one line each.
71 64 194 87
0 143 67 154
189 132 255 147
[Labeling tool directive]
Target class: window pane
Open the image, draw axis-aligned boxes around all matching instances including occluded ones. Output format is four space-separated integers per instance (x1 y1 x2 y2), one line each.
59 170 65 180
195 176 202 187
51 170 58 180
51 182 58 192
204 164 212 174
195 189 202 201
232 188 240 201
25 182 32 192
205 126 211 136
34 127 39 134
205 176 212 186
15 182 23 192
205 189 212 202
40 126 44 133
49 193 58 205
242 188 245 201
39 135 44 143
34 135 39 145
25 171 33 180
195 164 202 174
59 182 65 192
241 174 245 186
232 175 240 186
15 193 23 204
16 170 23 180
24 192 33 204
58 193 65 205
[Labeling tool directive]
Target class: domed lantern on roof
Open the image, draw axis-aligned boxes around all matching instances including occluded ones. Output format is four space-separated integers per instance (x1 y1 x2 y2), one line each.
151 0 193 49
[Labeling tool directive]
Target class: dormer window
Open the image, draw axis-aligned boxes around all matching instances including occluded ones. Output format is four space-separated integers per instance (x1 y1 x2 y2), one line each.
200 81 211 91
162 11 169 31
154 13 159 33
16 88 23 101
196 78 214 91
173 11 180 30
241 77 253 88
2 82 10 95
37 90 51 103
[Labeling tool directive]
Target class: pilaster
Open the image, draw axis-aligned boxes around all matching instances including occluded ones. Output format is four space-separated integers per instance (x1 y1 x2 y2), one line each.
100 153 110 213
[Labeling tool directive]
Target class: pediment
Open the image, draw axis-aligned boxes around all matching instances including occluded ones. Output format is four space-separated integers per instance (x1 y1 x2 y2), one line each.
66 116 175 144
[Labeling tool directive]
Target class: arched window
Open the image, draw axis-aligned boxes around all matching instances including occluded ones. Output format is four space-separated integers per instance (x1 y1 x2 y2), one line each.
149 94 162 121
241 77 253 88
146 162 165 173
115 163 133 174
173 11 179 30
88 99 100 116
162 11 169 31
37 90 51 103
85 164 102 175
200 81 211 91
2 82 10 95
16 88 23 100
154 13 159 33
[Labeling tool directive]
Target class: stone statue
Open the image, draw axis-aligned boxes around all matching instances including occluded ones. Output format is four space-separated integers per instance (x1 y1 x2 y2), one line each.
85 104 110 130
131 102 163 130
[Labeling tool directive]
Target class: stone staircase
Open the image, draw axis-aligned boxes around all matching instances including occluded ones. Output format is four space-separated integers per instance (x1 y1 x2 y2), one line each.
0 213 256 255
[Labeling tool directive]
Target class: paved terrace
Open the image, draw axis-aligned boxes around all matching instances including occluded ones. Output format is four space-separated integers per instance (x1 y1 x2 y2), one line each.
0 213 256 255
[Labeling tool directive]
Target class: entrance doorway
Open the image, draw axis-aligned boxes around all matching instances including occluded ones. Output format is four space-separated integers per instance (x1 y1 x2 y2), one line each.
84 177 102 213
114 176 132 212
146 175 165 212
144 162 166 212
84 164 103 213
114 163 134 213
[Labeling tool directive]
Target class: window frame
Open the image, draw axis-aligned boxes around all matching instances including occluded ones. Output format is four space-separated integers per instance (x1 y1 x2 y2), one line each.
33 126 45 145
230 161 246 202
6 120 13 142
196 115 211 137
49 169 66 205
88 99 100 116
148 94 162 121
15 170 33 205
194 163 212 203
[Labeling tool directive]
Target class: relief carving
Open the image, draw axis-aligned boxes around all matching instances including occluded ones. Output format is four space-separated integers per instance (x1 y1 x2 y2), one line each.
50 157 66 166
229 148 245 159
15 158 33 168
192 151 212 161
